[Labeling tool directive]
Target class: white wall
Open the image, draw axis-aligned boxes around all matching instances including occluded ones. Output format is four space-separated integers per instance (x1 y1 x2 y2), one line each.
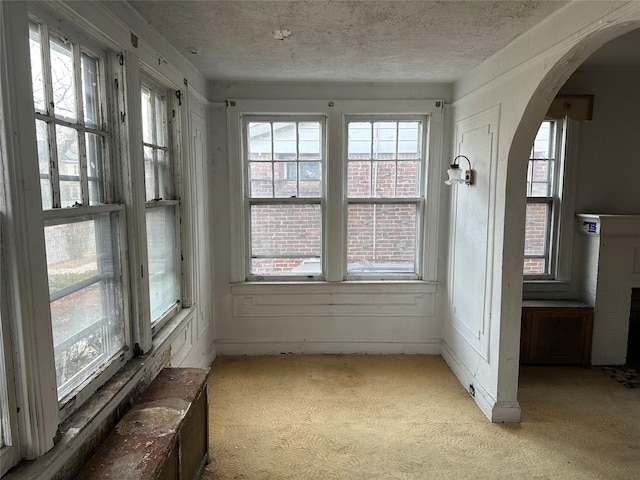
561 70 640 216
209 82 452 355
443 2 640 422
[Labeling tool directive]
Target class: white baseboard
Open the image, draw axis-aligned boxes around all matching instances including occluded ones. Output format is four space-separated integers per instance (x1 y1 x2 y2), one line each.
215 340 442 356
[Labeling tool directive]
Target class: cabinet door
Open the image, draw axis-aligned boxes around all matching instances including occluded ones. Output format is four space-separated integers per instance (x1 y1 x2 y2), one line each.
529 311 589 365
520 311 533 363
179 391 208 479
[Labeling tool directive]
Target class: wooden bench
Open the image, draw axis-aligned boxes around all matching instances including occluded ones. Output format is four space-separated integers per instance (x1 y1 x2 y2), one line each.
78 367 209 480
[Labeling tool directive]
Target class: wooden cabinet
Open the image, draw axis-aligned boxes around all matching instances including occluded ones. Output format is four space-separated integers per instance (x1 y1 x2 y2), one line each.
79 368 209 480
520 300 594 366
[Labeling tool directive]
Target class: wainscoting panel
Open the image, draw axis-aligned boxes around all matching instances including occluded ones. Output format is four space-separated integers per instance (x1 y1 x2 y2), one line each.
448 105 500 360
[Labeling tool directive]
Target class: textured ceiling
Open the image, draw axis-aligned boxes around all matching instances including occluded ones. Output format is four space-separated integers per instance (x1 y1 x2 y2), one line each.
128 0 571 83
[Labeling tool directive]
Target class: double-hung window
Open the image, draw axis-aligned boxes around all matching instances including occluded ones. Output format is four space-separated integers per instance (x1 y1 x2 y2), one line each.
29 20 130 404
523 119 564 277
231 101 439 282
346 117 426 278
244 117 324 278
141 80 181 326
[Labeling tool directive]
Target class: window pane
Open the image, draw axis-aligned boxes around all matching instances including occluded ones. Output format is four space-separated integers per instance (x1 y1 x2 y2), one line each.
29 23 46 112
45 213 124 399
250 204 321 275
144 146 156 201
524 258 546 275
146 206 179 322
155 93 166 147
36 120 53 210
396 161 420 197
81 52 100 128
56 125 81 207
249 162 273 198
299 162 321 197
86 133 104 205
274 162 297 197
248 122 272 161
531 120 555 159
348 161 371 198
347 203 416 274
273 122 296 160
157 148 170 200
527 159 553 197
524 202 550 275
348 122 372 159
298 122 321 160
373 122 397 160
141 86 153 144
49 35 77 122
373 161 396 198
398 122 421 159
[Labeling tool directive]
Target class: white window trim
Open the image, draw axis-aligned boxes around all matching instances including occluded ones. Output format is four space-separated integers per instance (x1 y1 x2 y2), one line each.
227 99 444 283
523 117 578 284
1 0 59 460
28 14 135 419
343 114 428 281
242 114 327 282
139 72 185 332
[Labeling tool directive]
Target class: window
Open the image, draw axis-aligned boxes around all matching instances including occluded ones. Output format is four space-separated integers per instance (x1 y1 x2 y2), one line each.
231 100 440 282
29 20 130 403
244 117 324 277
346 118 425 277
141 81 181 325
523 119 564 277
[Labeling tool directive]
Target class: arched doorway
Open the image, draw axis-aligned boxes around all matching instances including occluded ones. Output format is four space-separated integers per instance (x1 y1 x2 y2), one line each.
507 22 640 388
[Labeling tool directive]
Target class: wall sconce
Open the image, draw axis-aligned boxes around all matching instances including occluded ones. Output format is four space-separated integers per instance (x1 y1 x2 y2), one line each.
445 155 474 186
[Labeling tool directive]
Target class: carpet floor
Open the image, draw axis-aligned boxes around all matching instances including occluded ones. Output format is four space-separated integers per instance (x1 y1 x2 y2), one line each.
202 355 640 480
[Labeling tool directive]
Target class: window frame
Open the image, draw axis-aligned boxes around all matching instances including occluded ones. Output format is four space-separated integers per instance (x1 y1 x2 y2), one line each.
523 117 573 281
242 114 327 281
139 75 183 334
227 99 444 284
28 14 133 419
343 115 428 281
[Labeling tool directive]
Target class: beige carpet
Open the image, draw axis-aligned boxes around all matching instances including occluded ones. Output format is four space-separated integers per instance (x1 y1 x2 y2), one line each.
202 355 640 480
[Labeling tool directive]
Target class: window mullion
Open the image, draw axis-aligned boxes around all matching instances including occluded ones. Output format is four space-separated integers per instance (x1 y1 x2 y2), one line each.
47 122 61 208
270 122 275 198
72 44 90 205
295 122 300 195
39 24 62 209
151 92 160 200
394 122 399 196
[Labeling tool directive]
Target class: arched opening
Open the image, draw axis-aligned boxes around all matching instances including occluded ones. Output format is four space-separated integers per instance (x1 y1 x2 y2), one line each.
507 22 640 389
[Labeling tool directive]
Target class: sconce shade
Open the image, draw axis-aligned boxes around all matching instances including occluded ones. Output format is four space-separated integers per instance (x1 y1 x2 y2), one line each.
444 155 474 186
445 166 464 185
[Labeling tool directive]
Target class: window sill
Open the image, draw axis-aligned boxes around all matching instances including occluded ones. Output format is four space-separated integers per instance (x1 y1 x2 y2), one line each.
5 306 196 480
231 280 438 295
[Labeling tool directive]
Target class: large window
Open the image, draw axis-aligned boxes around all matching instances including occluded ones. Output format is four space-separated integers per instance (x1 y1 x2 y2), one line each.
346 118 425 277
233 101 438 282
141 81 181 326
29 20 130 403
524 119 564 277
244 118 324 277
